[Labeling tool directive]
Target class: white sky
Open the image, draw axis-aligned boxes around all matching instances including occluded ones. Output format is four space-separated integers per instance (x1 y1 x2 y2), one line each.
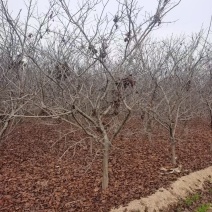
7 0 212 39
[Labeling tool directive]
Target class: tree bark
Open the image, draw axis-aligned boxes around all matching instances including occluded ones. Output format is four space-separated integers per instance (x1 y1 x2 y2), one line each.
209 110 212 152
171 140 176 165
102 137 110 190
170 126 177 165
0 119 10 142
210 128 212 152
146 115 153 143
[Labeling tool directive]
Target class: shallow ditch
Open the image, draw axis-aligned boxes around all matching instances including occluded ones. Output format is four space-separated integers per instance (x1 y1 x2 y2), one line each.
111 166 212 212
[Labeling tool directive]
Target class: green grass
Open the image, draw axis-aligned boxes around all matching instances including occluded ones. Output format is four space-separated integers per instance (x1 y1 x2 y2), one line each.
195 203 211 212
184 193 200 206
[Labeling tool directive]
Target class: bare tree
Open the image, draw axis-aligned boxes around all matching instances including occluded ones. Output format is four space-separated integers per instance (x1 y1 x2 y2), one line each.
136 33 209 165
42 0 181 188
0 0 182 189
0 0 54 141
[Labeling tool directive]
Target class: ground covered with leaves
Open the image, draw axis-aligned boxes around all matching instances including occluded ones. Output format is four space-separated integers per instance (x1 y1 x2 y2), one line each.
0 118 211 211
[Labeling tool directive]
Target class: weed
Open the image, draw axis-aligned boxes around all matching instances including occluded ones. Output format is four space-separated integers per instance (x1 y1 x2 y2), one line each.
184 193 200 206
195 203 211 212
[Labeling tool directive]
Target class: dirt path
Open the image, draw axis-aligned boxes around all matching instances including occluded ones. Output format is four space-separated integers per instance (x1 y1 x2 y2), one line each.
111 166 212 212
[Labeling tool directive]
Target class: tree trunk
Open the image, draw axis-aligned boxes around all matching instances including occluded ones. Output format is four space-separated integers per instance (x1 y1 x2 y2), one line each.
210 128 212 152
0 119 10 143
171 140 176 165
209 108 212 130
144 112 153 143
182 120 188 137
209 110 212 152
146 118 153 143
169 127 177 165
102 137 110 190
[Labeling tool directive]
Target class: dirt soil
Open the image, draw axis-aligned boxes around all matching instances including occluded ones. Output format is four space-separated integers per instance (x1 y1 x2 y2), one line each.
111 166 212 212
0 118 212 212
167 180 212 212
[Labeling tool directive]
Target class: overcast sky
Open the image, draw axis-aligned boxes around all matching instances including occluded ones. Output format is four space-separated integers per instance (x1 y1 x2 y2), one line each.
7 0 212 39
